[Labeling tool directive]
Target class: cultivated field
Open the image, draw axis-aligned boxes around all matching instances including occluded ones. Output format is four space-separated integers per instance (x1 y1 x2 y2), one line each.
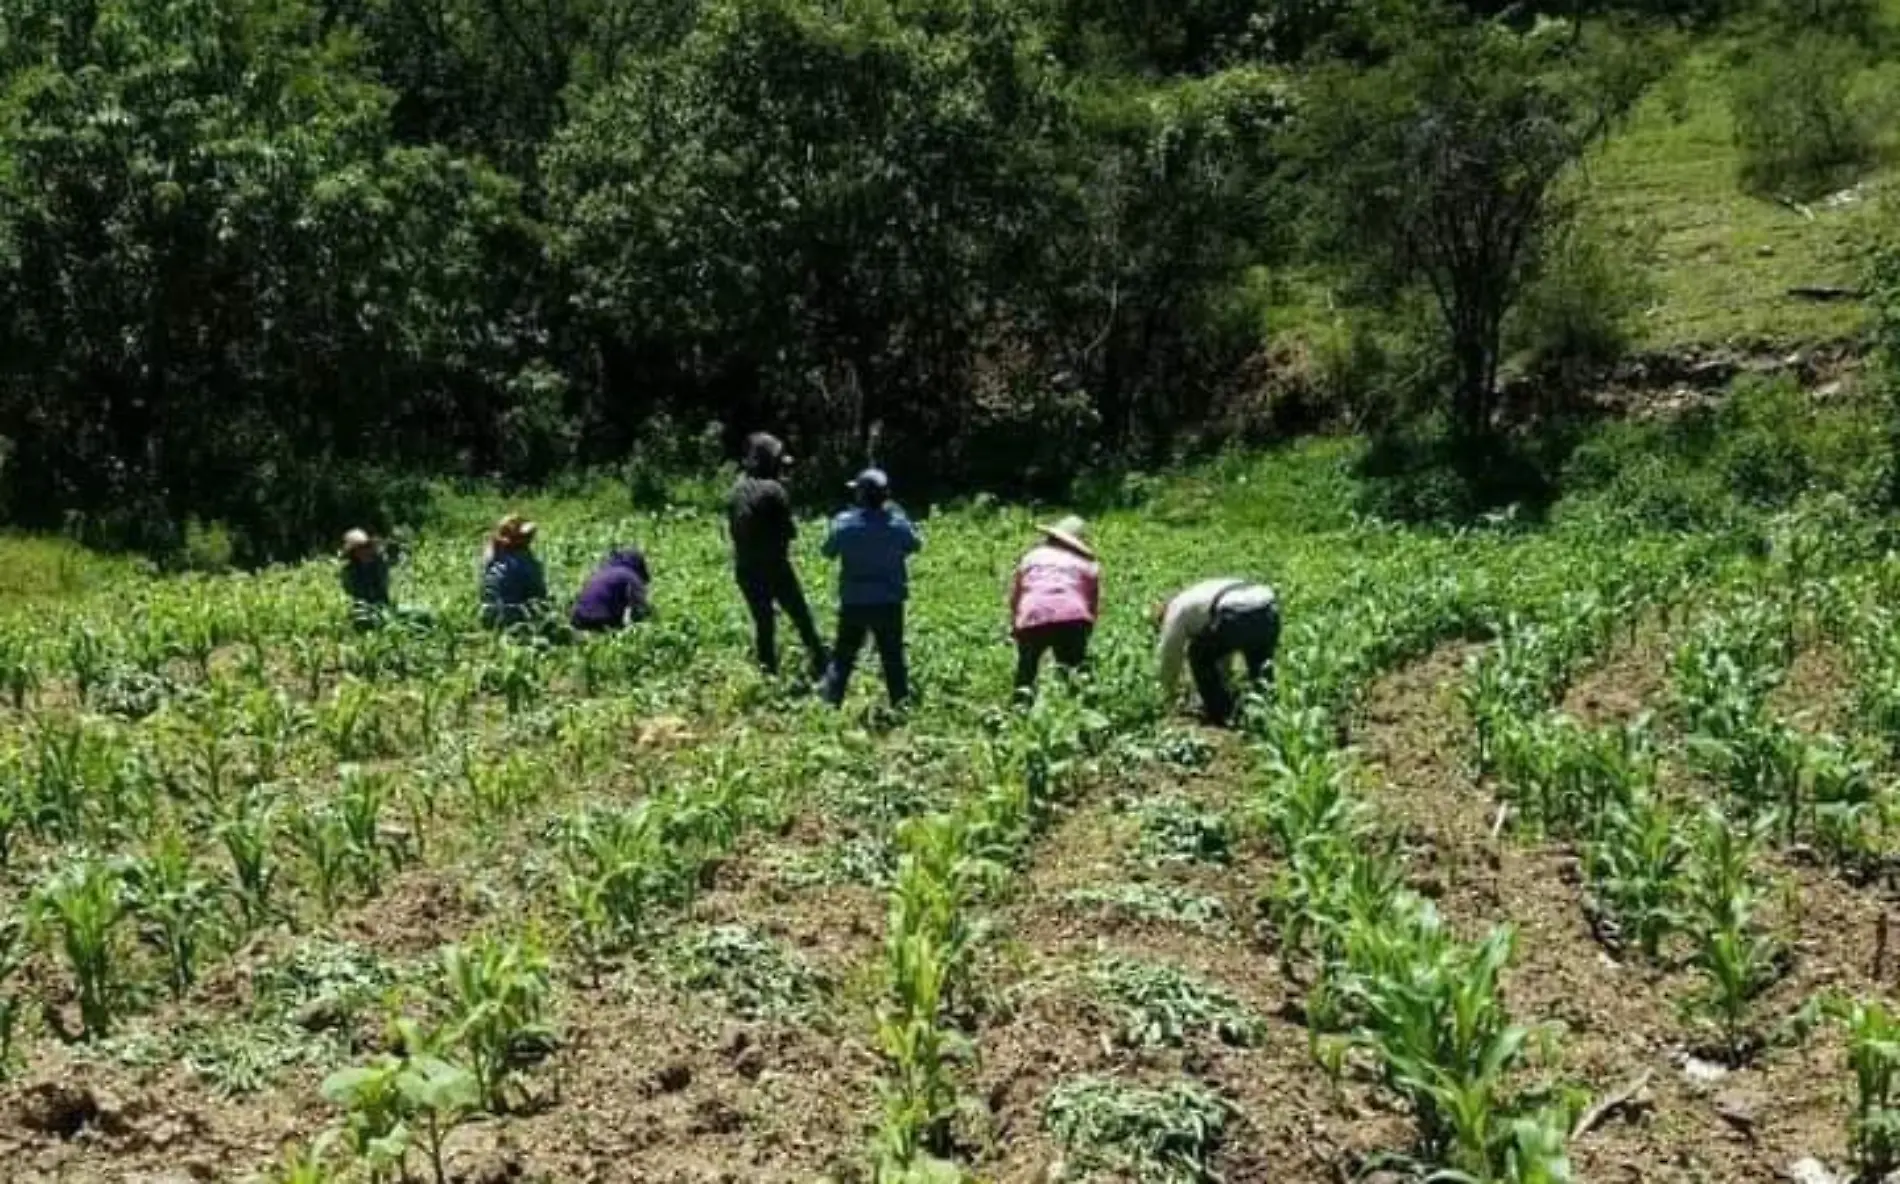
0 448 1893 1183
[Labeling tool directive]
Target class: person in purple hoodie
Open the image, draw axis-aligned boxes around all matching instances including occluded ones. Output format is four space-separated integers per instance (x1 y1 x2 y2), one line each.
571 547 653 632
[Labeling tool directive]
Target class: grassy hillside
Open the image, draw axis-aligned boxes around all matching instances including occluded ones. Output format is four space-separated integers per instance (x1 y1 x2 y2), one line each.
1591 37 1900 350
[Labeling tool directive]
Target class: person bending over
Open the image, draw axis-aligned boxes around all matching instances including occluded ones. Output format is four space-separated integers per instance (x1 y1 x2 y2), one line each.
1156 578 1280 726
571 547 652 632
1009 516 1100 695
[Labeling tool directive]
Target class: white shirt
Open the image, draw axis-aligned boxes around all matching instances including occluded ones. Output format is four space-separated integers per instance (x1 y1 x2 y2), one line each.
1158 578 1277 695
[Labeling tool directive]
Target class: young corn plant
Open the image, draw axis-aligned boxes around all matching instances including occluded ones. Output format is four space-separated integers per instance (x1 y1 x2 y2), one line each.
1583 792 1687 961
32 856 133 1039
126 824 225 998
1826 995 1900 1180
218 794 281 931
288 804 355 920
439 931 555 1112
1341 907 1570 1182
64 623 110 706
0 627 41 710
337 766 398 894
1681 811 1785 1063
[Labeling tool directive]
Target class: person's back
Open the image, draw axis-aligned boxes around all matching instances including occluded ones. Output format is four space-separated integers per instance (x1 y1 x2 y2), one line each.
827 505 920 607
572 550 651 630
1012 543 1099 635
728 474 794 572
482 546 547 626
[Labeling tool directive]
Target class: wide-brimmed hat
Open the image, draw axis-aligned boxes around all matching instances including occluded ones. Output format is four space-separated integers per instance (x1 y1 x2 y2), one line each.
494 514 539 546
1037 515 1094 559
339 528 374 558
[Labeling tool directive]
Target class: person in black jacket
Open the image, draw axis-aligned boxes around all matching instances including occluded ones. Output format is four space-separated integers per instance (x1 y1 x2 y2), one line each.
727 433 828 678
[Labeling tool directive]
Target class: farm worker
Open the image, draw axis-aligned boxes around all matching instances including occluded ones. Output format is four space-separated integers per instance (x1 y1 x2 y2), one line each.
480 514 549 629
1009 515 1100 694
1156 578 1280 726
727 432 829 679
338 529 393 631
570 547 652 632
819 468 922 708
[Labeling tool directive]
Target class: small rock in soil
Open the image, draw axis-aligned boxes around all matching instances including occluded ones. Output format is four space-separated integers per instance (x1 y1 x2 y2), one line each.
1714 1091 1760 1139
718 1025 752 1059
653 1063 693 1094
1681 1055 1729 1085
1786 1156 1839 1184
733 1045 766 1080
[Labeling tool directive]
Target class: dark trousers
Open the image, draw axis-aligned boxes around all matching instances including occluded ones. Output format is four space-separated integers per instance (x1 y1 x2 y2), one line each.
1014 622 1091 693
736 562 827 676
1189 601 1280 726
822 603 908 707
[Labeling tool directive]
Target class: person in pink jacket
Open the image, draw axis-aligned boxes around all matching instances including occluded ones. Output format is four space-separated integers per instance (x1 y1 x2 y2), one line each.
1009 516 1101 694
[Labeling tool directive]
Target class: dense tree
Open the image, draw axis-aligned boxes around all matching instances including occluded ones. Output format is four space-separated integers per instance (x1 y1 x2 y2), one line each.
1283 11 1653 442
0 0 532 558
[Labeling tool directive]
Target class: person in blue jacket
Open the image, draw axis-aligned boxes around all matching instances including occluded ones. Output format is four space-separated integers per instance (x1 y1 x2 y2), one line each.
819 469 922 707
480 514 549 629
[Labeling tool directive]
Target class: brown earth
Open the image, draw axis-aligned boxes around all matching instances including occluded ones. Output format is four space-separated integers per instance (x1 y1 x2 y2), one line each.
969 745 1413 1184
1356 640 1895 1184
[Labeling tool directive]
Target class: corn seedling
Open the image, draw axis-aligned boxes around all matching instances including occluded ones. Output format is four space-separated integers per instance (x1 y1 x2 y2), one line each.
126 824 225 997
1681 811 1784 1062
0 629 41 710
1583 792 1687 961
439 931 554 1112
31 856 132 1039
218 795 281 931
1826 995 1900 1180
288 804 355 919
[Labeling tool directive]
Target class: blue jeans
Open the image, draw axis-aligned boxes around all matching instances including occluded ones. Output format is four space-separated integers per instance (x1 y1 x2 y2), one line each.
822 603 908 707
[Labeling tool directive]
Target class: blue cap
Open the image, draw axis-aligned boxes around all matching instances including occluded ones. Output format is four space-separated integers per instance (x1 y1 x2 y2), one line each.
850 468 890 492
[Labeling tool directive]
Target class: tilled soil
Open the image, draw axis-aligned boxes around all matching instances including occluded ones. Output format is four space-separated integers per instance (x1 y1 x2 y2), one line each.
970 747 1412 1184
1356 639 1891 1184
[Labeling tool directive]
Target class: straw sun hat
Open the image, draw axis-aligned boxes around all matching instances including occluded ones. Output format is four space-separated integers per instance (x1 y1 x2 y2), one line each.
494 514 539 546
1037 515 1094 560
339 528 374 558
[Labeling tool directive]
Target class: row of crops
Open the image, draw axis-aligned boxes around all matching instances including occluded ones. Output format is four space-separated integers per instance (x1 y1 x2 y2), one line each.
0 467 1895 1181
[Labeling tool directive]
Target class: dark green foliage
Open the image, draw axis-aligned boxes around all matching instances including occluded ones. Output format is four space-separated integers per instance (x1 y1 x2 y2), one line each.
0 0 529 561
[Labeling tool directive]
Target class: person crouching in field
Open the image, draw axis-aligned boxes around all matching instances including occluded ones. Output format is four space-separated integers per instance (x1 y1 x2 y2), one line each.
727 432 828 679
571 547 652 632
339 529 394 630
480 514 549 629
1009 515 1100 696
1156 578 1280 726
820 469 922 708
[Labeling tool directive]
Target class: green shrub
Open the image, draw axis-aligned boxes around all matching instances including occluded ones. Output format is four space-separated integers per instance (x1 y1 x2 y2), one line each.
1729 34 1874 199
1508 214 1655 379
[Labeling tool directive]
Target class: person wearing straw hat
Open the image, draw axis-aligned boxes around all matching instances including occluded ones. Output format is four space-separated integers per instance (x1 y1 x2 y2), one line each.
819 468 922 708
1009 515 1101 694
1155 577 1280 726
480 513 548 629
338 529 392 631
